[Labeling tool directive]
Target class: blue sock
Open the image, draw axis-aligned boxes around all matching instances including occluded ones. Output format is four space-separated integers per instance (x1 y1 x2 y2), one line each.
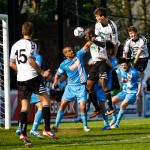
112 105 117 122
86 104 90 112
31 110 43 131
55 110 64 128
81 112 87 127
17 122 21 131
76 104 90 121
102 108 109 127
115 108 125 126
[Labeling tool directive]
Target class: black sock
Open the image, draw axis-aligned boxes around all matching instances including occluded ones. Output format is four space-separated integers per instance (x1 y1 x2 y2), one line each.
42 105 50 131
20 111 28 135
105 90 113 109
112 71 120 90
89 91 100 111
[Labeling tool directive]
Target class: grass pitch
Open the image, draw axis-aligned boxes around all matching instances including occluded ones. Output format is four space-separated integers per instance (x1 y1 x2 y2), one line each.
0 118 150 150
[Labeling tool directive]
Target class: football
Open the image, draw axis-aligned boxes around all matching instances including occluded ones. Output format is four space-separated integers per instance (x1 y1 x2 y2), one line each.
74 27 84 38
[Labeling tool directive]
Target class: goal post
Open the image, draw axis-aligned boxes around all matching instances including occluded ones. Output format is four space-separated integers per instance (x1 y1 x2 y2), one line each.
0 14 11 129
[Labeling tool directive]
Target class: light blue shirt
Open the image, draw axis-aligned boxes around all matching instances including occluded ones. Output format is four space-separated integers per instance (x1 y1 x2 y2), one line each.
57 48 87 85
116 66 141 93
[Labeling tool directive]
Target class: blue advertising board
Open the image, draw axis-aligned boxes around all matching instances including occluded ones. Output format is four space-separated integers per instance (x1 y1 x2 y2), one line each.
144 92 150 118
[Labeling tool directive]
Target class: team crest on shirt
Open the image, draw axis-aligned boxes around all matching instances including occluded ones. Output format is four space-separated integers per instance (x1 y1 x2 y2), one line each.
127 72 132 81
69 57 79 71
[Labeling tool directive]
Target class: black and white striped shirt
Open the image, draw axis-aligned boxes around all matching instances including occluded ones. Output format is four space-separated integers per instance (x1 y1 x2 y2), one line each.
123 35 149 58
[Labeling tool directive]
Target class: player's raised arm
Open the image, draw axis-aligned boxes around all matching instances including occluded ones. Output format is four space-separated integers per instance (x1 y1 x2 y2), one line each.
83 41 92 51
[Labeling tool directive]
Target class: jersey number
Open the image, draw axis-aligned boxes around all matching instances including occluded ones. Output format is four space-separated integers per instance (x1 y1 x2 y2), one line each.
15 49 27 64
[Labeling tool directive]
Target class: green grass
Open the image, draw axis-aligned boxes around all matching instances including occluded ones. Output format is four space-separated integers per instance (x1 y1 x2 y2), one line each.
0 118 150 150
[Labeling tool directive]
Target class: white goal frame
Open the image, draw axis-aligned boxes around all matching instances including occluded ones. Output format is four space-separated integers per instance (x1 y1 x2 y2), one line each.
0 14 10 129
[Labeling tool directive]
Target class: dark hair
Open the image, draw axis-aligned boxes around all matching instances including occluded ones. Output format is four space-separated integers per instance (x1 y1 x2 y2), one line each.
84 28 94 35
106 41 114 50
128 26 137 33
118 58 131 64
94 7 107 17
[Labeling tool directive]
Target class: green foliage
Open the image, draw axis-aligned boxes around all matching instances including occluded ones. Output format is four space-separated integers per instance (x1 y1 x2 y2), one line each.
0 118 150 149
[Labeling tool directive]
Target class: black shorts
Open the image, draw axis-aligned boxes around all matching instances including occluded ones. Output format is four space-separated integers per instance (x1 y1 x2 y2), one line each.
134 57 149 73
88 61 110 81
17 76 46 100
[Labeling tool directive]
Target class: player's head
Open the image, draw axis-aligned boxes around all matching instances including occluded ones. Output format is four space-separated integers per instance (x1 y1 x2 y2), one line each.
118 58 131 71
106 41 114 57
128 26 138 41
22 22 34 37
84 28 95 41
63 46 75 59
94 7 107 23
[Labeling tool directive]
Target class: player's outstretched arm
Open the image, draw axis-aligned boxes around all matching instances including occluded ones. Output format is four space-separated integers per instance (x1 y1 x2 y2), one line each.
83 41 92 51
52 73 60 89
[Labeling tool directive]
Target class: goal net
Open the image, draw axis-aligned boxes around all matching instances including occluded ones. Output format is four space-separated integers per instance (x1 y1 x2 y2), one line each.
0 14 10 129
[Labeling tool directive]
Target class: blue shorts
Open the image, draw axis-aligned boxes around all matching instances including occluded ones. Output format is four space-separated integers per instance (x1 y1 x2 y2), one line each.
94 84 106 102
117 91 136 105
30 93 40 104
62 84 87 103
96 87 106 102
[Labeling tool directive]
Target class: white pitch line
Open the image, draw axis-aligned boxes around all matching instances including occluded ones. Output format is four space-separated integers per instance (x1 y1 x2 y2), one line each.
125 122 150 126
12 135 150 150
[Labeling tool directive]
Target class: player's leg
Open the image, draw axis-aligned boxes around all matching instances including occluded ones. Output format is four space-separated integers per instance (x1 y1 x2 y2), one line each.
30 101 44 139
73 95 91 123
112 101 128 128
110 92 123 128
37 92 58 139
51 85 73 131
87 80 100 108
77 84 90 132
87 64 102 117
19 99 32 147
100 77 114 115
79 101 90 132
110 104 117 126
98 62 114 115
111 93 136 128
55 100 69 128
87 80 101 118
17 81 32 147
100 102 111 130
